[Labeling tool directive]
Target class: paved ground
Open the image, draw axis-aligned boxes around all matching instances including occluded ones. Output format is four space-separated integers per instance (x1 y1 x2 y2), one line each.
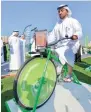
1 62 9 76
37 82 91 112
1 62 17 76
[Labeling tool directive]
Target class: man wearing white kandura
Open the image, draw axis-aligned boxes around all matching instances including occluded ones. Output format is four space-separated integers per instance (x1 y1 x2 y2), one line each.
20 34 26 64
8 31 22 71
47 4 82 82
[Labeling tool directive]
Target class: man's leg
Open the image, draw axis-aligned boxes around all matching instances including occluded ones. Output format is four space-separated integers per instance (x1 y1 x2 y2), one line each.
68 64 73 75
63 64 73 82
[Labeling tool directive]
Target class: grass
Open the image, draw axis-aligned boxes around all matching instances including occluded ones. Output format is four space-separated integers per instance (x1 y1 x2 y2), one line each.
74 57 91 84
1 77 15 112
1 57 91 112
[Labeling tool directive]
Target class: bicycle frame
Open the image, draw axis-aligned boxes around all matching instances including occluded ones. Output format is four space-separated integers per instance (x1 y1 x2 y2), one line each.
31 47 81 112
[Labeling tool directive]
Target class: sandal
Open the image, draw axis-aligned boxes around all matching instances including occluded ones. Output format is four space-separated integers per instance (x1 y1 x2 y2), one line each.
63 74 72 82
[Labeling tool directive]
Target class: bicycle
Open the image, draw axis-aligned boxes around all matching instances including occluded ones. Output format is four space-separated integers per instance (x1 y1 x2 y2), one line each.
13 31 81 112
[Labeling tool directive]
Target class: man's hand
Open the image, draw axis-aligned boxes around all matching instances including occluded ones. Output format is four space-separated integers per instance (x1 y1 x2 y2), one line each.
71 35 78 40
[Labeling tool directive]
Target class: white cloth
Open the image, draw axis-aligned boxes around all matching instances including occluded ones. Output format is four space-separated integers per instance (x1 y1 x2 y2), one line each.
12 32 19 36
47 17 82 67
20 39 26 64
1 39 4 63
31 40 40 57
8 36 21 70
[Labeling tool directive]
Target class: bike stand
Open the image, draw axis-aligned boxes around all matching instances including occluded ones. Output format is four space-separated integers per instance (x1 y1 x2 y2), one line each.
5 98 31 112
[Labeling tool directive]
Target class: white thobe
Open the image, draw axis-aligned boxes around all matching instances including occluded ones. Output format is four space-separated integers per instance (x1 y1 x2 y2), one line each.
8 36 21 70
47 17 82 67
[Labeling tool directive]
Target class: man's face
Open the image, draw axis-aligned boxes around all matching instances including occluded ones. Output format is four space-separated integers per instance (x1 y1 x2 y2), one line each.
58 8 68 19
21 35 25 40
13 32 19 37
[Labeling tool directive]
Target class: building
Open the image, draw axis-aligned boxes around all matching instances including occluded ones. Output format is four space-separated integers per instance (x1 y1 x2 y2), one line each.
88 41 91 47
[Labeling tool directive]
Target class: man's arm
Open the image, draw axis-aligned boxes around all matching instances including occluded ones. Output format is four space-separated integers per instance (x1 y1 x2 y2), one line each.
71 19 83 40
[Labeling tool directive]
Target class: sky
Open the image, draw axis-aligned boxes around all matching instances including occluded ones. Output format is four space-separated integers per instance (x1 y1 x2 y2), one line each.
1 1 91 45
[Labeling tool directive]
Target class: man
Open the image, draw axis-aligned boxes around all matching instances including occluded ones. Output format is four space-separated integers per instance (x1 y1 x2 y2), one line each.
20 34 26 64
48 4 82 82
8 31 22 71
3 42 7 61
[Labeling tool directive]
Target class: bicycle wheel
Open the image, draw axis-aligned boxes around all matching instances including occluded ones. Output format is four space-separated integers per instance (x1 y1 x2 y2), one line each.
13 55 57 110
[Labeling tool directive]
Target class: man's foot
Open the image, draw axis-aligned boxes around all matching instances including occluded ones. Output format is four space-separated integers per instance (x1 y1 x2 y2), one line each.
63 74 72 82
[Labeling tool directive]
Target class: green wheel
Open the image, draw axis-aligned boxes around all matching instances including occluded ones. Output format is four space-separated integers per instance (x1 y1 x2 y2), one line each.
13 55 57 110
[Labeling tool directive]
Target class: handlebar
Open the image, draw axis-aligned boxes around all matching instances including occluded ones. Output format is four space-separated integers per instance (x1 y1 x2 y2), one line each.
47 37 72 47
